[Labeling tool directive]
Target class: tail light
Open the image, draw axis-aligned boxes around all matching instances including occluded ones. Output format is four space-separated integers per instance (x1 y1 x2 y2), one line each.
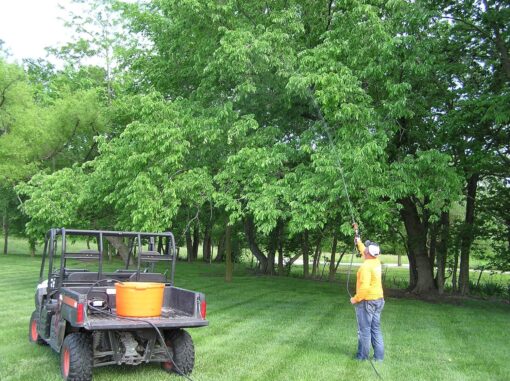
200 300 207 319
76 303 84 324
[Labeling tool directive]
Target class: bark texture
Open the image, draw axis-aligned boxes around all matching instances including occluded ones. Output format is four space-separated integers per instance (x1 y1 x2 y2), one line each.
399 197 436 293
459 173 479 295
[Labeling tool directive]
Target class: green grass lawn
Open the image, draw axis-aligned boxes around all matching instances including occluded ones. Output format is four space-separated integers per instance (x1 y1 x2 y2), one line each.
0 253 509 381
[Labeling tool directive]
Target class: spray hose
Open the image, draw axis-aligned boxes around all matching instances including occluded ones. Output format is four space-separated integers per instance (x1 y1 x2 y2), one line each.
308 91 359 297
309 91 383 380
84 279 194 381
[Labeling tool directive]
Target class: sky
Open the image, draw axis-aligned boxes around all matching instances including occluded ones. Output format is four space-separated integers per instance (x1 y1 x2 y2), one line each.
0 0 70 62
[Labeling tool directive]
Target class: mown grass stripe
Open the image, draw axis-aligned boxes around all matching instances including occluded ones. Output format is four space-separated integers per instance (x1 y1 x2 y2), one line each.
1 254 509 381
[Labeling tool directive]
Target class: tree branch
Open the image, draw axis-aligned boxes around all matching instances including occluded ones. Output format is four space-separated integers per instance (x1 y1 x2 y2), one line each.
325 0 334 33
440 16 492 41
82 140 98 163
0 79 17 109
41 119 80 161
181 207 200 241
235 0 257 28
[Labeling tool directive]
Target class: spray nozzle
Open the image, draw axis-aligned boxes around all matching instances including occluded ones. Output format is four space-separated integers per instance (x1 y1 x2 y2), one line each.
352 222 359 236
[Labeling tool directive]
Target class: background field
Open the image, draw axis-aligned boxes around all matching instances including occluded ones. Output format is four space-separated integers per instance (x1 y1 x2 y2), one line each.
4 235 509 298
0 248 509 381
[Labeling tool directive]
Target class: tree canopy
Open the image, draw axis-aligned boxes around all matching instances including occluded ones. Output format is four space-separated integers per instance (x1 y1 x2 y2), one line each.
1 0 508 295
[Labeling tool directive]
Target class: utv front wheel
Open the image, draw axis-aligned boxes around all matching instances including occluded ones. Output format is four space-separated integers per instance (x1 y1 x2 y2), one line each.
28 311 45 345
60 333 93 381
161 329 195 375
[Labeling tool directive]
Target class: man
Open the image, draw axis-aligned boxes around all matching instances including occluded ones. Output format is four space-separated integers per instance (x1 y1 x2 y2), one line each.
350 223 384 361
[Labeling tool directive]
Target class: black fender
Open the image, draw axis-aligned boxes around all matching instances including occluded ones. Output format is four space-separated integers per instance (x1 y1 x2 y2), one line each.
49 315 68 352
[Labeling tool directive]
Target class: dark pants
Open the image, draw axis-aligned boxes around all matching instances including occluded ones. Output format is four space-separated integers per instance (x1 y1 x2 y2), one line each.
355 298 385 360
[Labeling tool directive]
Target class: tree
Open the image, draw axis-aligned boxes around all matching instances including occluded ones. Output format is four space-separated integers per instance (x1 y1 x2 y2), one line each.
16 0 507 298
428 0 510 294
115 0 462 287
18 94 222 248
48 0 126 100
0 56 106 252
475 178 510 272
0 59 46 251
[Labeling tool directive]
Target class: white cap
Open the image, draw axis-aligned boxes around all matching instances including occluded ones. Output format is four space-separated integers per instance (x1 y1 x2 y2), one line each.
367 243 380 257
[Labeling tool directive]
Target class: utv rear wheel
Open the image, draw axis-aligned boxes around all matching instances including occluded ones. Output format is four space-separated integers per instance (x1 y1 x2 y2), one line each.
28 311 45 345
161 329 195 375
60 333 93 381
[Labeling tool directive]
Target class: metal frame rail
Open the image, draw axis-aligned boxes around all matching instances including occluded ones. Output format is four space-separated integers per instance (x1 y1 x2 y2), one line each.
39 228 178 293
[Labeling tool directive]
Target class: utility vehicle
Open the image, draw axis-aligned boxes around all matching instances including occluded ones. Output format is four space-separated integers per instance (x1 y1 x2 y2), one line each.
29 228 208 381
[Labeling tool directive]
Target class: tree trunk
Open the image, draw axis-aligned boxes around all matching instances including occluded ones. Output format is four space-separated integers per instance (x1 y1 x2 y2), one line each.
277 240 284 275
452 247 459 293
214 232 225 263
328 235 338 282
185 229 193 262
399 197 436 294
302 230 310 278
2 210 7 255
407 249 418 291
192 225 199 261
435 211 449 294
277 220 284 275
285 252 302 275
266 231 276 276
459 173 479 295
494 29 510 82
311 234 323 278
396 229 408 268
398 228 415 287
107 241 112 263
244 216 268 272
203 224 212 262
334 247 347 274
429 223 438 271
105 236 130 264
267 250 275 275
30 240 36 257
266 248 276 275
506 218 510 252
267 222 282 276
225 225 233 282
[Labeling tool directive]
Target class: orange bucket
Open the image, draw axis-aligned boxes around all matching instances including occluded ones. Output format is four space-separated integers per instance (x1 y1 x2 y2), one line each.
115 282 165 317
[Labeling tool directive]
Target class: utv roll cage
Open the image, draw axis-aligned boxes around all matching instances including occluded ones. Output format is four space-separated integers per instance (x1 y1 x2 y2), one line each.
39 228 178 293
